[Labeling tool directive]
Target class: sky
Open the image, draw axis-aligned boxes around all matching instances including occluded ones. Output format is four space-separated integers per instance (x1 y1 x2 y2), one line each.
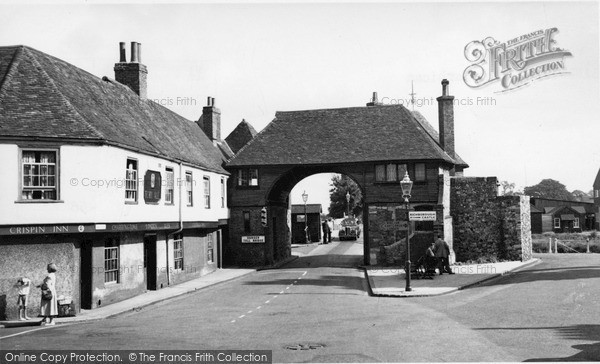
0 1 598 211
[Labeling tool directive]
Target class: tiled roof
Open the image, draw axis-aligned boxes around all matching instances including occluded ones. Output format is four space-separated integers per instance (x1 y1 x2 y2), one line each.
411 111 468 168
530 204 543 213
225 119 258 155
0 45 227 174
291 204 322 214
227 104 467 167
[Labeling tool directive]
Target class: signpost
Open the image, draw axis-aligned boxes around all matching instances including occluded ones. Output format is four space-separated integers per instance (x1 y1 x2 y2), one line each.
241 236 266 243
409 211 436 221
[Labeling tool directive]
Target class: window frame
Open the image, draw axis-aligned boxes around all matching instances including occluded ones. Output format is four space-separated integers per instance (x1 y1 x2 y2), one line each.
104 238 120 284
375 163 414 183
414 163 426 182
165 167 175 205
185 171 193 207
553 218 561 229
125 158 138 203
203 176 211 209
173 233 184 270
237 168 259 188
574 218 580 229
221 177 226 208
207 232 214 264
243 211 251 233
19 148 60 202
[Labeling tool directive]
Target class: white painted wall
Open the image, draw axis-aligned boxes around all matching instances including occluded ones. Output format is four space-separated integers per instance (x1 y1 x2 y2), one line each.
0 143 229 225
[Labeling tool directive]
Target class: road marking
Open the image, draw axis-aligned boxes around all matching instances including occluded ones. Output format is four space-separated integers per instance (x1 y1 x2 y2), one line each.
273 295 278 299
265 300 270 304
256 306 262 310
238 315 245 318
247 310 252 314
0 326 49 340
231 320 236 323
302 272 307 276
286 287 290 290
279 290 284 294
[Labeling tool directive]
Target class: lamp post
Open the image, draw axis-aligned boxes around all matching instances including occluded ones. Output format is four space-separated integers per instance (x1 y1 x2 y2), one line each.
302 190 309 244
346 191 351 217
400 171 413 292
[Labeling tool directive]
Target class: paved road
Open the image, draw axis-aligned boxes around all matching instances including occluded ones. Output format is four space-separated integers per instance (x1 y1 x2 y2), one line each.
2 244 600 362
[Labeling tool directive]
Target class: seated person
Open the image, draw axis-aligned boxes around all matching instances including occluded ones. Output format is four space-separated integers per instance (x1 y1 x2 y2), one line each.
424 242 437 274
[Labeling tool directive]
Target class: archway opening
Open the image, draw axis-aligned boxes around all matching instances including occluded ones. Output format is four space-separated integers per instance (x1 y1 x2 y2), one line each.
266 167 367 268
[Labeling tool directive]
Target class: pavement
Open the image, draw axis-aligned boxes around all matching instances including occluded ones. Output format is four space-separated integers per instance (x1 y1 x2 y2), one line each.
0 243 323 330
365 258 541 297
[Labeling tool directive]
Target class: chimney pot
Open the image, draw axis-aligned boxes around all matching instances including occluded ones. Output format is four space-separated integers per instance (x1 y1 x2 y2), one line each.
119 42 126 62
373 92 378 104
207 96 212 106
137 42 142 63
442 79 449 96
131 42 139 63
211 97 215 107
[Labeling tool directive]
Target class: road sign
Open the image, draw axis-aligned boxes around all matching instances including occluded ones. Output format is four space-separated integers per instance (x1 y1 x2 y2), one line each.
380 221 409 230
242 236 265 243
409 211 437 221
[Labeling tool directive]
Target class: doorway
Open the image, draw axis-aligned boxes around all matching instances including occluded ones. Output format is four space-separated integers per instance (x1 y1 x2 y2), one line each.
80 240 93 309
144 235 157 290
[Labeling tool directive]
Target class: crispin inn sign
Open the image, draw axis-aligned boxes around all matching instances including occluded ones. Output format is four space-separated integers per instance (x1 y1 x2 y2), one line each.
463 27 572 92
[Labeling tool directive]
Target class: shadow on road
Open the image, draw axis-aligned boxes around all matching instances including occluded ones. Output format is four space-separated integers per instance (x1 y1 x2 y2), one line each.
284 254 363 268
482 266 600 287
243 275 365 291
474 324 600 361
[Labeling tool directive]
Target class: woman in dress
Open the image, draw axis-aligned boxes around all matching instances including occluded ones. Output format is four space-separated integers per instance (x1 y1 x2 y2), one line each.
39 263 58 326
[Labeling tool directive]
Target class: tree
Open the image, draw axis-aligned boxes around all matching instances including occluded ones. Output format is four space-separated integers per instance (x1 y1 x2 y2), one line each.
524 179 573 200
571 190 589 201
499 181 522 196
328 175 363 218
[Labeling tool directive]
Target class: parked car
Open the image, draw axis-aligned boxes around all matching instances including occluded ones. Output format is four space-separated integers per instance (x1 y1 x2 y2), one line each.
338 217 361 241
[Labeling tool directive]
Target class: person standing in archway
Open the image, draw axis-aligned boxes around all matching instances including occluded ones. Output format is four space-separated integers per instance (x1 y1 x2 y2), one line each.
322 218 331 244
434 235 454 275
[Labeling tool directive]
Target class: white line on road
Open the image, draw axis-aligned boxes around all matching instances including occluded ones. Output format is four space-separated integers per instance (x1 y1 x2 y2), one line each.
265 300 270 303
286 287 290 290
231 320 236 323
279 291 284 294
239 315 245 318
256 306 262 310
247 310 252 314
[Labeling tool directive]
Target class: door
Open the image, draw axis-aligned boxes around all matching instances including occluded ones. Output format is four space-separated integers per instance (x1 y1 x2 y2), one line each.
80 240 93 309
144 235 157 290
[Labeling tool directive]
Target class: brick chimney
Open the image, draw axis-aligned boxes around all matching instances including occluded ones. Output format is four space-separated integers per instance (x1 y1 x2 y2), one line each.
436 79 455 160
198 97 221 142
114 42 147 99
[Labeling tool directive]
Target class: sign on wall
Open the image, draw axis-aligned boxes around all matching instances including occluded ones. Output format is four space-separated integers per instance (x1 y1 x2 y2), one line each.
409 211 437 221
242 236 265 243
144 170 162 203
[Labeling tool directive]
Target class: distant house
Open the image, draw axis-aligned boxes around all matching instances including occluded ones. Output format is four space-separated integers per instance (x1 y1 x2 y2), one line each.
530 205 544 234
531 197 595 232
291 204 322 243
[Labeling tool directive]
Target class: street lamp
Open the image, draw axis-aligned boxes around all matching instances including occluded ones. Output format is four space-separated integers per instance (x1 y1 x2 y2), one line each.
400 171 414 292
302 190 309 244
346 191 351 217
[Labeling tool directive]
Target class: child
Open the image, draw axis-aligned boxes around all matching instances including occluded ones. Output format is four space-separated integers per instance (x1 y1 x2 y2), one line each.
17 277 31 320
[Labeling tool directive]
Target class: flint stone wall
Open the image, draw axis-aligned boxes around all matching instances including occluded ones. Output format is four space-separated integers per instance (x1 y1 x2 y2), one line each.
451 177 532 263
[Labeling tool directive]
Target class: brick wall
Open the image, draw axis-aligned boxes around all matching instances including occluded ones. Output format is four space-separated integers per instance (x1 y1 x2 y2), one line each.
450 177 532 263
